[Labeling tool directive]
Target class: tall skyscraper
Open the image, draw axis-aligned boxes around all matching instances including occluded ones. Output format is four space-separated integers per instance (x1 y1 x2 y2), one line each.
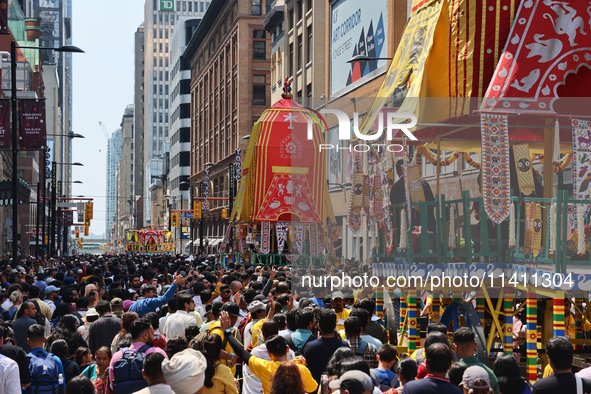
134 24 146 229
143 0 209 225
106 129 122 240
169 17 201 214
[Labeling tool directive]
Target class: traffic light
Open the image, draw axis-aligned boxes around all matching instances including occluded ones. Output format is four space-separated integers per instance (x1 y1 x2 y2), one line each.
84 225 89 236
75 229 79 238
194 201 201 219
86 202 94 220
222 208 228 219
171 212 179 227
84 217 90 227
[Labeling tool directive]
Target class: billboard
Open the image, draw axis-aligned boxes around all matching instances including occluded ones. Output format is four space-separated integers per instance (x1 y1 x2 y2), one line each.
330 0 388 96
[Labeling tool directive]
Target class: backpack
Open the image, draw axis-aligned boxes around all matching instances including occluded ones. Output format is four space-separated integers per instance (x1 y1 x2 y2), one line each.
370 369 399 392
355 341 368 356
190 326 228 353
285 333 316 356
26 350 60 394
112 345 151 394
237 315 250 341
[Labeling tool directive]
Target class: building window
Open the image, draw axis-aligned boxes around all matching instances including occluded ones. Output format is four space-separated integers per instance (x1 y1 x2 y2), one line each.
153 14 157 24
297 0 303 21
200 1 204 12
171 15 175 24
252 0 261 15
177 1 181 11
159 13 163 24
307 24 312 64
165 29 169 39
153 28 157 37
307 83 312 97
253 41 266 60
183 1 186 11
165 85 169 95
297 34 302 70
153 71 157 81
165 71 169 81
253 86 266 106
253 30 266 39
159 28 163 38
159 43 163 52
160 71 163 80
165 57 169 67
153 84 157 94
165 14 169 24
153 113 157 123
308 0 312 11
189 1 192 11
159 58 163 67
153 1 157 10
154 57 157 67
267 0 272 13
289 10 294 30
159 85 163 95
159 113 163 123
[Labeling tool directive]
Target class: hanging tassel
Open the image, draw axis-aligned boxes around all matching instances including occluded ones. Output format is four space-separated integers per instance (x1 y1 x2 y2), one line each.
449 206 456 250
549 203 556 255
578 205 586 256
553 119 560 165
362 150 369 176
371 220 378 251
509 202 516 249
399 209 408 250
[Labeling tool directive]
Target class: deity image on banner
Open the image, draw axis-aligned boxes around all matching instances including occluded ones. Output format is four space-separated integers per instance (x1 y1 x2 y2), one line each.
328 127 342 184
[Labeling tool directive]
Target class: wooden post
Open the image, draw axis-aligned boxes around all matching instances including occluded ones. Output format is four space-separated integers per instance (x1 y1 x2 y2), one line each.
575 298 583 350
526 294 538 383
544 119 554 199
407 290 419 352
436 136 441 196
432 294 440 323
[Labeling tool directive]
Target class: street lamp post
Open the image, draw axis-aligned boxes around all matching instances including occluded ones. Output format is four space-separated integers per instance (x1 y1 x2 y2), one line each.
10 41 83 260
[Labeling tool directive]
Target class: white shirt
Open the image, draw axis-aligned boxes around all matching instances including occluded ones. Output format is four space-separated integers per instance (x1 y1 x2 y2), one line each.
243 318 262 348
360 334 383 348
0 299 12 311
162 311 197 339
242 344 295 394
0 354 21 394
278 329 295 338
132 383 174 394
45 299 56 313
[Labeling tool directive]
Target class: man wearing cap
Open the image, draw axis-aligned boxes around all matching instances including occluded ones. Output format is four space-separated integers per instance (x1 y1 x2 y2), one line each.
209 302 243 374
162 292 197 340
129 274 187 318
459 366 494 394
43 285 60 314
111 298 124 318
329 371 374 394
223 313 317 394
402 343 461 394
244 300 267 348
453 327 499 394
332 291 351 332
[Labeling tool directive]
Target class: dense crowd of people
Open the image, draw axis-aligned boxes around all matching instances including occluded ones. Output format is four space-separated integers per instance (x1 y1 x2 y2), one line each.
0 254 588 394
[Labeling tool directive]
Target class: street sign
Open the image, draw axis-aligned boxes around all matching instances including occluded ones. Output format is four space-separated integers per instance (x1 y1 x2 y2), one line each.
57 202 76 208
202 200 209 213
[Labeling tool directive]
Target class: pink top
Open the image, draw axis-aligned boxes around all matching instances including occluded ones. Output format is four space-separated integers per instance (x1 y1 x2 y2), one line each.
109 342 168 389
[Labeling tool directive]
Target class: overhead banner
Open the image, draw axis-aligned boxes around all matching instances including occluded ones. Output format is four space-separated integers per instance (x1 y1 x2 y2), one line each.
18 99 46 150
0 99 10 150
330 0 388 96
0 0 7 35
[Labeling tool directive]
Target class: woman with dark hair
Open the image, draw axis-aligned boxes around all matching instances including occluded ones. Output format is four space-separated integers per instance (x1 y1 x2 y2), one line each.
270 361 306 394
165 335 189 359
339 356 371 376
65 376 96 394
50 302 72 330
202 334 238 394
81 346 112 394
110 311 138 354
46 314 88 357
50 339 80 384
318 347 356 394
493 354 532 394
387 357 418 394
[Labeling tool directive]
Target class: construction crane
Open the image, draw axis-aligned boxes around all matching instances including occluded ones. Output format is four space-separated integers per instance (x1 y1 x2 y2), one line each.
99 121 121 159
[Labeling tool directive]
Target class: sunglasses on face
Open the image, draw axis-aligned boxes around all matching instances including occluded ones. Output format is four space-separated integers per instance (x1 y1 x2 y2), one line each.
223 290 231 294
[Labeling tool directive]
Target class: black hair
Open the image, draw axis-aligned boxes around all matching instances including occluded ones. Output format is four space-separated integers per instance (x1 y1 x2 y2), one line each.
425 343 452 374
427 323 448 335
200 289 213 304
27 324 45 340
65 376 95 394
49 339 69 361
29 285 40 299
340 356 370 375
144 312 160 331
265 335 288 357
545 336 574 371
95 300 111 314
211 301 225 318
453 327 475 344
51 302 71 321
167 297 178 313
378 344 398 363
318 309 337 334
129 318 152 340
273 313 287 330
355 298 376 315
344 316 361 336
325 347 355 376
397 358 418 382
493 354 526 394
185 325 200 343
165 335 188 359
75 297 89 309
448 362 468 387
350 309 370 328
203 334 223 388
177 292 193 310
75 347 91 366
296 310 315 329
143 352 166 379
424 331 450 350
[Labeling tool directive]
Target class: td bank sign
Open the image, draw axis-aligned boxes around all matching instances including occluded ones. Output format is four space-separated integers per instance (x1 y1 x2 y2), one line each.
160 0 174 11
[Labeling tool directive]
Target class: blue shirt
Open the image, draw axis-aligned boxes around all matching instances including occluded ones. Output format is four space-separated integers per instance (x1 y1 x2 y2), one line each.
129 283 177 317
311 298 325 307
28 347 66 392
34 280 47 292
291 329 314 349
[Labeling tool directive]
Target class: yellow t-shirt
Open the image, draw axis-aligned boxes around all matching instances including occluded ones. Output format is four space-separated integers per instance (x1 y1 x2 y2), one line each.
251 318 266 348
202 363 239 394
248 358 318 394
209 322 242 375
410 348 425 361
334 308 351 331
565 313 591 339
543 363 553 378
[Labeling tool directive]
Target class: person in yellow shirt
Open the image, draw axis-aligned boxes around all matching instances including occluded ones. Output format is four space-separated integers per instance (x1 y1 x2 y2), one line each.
222 311 318 394
332 291 351 332
202 334 239 394
208 302 242 375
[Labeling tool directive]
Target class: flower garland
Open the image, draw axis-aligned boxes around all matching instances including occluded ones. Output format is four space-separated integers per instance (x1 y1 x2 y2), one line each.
549 203 556 255
538 153 572 172
448 205 456 250
399 209 408 250
578 205 586 256
463 152 481 169
509 202 516 249
415 146 461 167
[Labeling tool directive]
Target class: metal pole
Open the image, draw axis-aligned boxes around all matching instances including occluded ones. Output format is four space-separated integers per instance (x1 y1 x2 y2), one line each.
199 182 204 255
228 164 234 251
41 160 46 257
179 194 182 254
50 162 56 256
11 41 18 260
35 181 40 257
